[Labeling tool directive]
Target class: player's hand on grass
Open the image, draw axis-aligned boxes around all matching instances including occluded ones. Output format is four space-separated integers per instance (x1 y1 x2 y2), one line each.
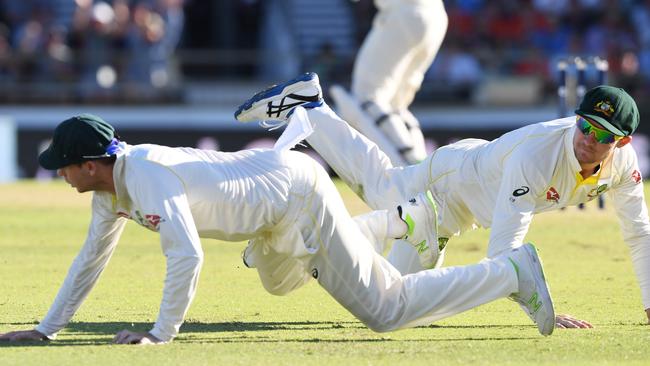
0 329 48 342
113 330 164 345
645 308 650 325
555 314 593 329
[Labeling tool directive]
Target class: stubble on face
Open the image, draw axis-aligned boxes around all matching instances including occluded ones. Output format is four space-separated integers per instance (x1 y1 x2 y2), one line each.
573 127 616 165
57 164 92 193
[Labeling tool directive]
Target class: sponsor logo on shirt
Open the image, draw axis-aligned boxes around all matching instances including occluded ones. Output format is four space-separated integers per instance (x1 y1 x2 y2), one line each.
510 186 530 202
117 211 131 219
587 184 608 199
632 170 642 184
512 186 530 197
145 214 163 230
131 210 165 232
546 187 560 203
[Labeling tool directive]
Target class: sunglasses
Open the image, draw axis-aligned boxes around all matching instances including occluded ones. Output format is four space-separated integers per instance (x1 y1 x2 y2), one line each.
576 116 623 144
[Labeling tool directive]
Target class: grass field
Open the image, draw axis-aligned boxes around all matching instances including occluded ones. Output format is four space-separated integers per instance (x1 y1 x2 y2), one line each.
1 180 649 365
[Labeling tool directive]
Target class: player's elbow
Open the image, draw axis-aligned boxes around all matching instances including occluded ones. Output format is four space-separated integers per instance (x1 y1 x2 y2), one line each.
181 249 204 265
167 250 204 272
191 252 204 269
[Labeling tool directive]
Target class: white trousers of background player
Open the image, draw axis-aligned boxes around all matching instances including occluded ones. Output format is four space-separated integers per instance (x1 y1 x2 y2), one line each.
245 151 517 331
352 0 448 164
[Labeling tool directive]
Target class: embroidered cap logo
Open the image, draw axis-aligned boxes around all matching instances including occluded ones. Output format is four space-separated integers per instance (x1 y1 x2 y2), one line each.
595 100 615 118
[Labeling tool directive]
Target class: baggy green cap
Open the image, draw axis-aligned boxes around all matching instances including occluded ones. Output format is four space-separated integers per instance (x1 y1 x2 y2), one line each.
38 114 115 170
575 85 640 136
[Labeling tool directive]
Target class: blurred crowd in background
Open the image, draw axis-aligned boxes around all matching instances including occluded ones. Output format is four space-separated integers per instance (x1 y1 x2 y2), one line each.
0 0 184 103
1 0 650 105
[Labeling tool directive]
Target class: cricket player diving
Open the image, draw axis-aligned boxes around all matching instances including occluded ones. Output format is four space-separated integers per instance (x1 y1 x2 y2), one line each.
235 72 650 329
0 91 556 343
330 0 447 166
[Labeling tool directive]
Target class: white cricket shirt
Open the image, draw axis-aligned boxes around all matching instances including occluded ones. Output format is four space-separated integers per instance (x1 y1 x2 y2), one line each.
431 117 650 308
35 144 303 342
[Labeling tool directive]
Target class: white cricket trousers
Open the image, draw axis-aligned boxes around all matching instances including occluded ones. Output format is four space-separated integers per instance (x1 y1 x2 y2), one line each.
305 105 431 210
248 151 517 331
304 104 441 274
352 0 447 110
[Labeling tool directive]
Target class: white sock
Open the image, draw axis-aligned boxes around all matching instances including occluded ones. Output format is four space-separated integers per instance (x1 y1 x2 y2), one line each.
387 208 408 239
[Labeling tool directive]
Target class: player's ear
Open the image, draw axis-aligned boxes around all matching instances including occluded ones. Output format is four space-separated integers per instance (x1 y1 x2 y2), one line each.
83 160 97 175
616 136 632 148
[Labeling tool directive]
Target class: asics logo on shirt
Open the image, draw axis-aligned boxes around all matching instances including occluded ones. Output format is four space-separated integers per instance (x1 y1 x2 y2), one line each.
512 186 530 197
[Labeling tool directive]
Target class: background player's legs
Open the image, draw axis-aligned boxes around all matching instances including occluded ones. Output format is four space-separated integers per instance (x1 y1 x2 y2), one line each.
350 2 447 165
352 5 426 107
389 3 447 162
388 1 447 112
350 6 422 165
399 109 427 162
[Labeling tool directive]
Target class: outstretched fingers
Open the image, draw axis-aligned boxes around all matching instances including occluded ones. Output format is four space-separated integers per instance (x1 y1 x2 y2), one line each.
0 330 47 342
555 314 593 329
113 330 163 345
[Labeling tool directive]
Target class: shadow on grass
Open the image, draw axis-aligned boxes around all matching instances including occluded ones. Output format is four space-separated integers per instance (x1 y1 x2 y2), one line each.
0 321 539 347
171 336 538 345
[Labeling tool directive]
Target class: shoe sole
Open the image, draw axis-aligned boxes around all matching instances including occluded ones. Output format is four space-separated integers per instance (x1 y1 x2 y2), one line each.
234 72 319 122
523 243 555 336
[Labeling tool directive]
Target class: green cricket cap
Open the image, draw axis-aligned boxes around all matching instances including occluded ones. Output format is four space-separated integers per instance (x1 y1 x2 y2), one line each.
575 85 640 136
38 114 116 170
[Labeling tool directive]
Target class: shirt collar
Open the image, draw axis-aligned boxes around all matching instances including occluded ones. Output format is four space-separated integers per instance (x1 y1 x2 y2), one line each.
565 122 583 173
112 143 131 205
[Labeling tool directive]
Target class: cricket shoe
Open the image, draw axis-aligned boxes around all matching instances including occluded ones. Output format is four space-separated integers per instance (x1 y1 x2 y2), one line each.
235 72 323 124
397 190 440 269
507 243 555 336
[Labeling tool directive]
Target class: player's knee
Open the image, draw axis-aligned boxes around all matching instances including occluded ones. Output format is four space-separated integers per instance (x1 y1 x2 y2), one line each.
399 11 430 43
364 318 400 333
259 276 294 296
259 273 309 296
361 307 404 333
263 285 292 296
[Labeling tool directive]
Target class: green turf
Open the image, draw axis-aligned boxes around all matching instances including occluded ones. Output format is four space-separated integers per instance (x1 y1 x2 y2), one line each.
1 180 649 365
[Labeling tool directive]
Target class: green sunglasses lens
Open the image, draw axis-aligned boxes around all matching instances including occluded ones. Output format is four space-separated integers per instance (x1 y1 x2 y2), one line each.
577 117 617 143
